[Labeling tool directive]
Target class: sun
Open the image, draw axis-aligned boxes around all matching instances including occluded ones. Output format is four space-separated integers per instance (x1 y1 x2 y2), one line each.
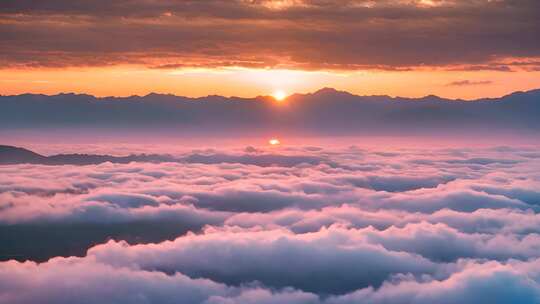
272 90 287 101
269 138 281 145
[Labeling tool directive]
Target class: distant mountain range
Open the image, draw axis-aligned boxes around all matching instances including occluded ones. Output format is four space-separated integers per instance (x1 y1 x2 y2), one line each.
0 145 325 167
0 145 175 165
1 88 539 135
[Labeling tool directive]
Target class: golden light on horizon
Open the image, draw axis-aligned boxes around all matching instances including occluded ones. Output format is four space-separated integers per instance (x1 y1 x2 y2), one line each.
1 66 539 100
269 138 281 145
272 90 287 101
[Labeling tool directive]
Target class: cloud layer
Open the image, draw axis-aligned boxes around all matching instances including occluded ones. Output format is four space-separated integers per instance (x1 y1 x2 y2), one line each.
1 0 539 70
1 143 540 303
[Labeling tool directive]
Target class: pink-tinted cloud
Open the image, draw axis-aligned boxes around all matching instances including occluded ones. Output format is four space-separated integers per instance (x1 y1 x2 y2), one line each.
1 144 540 302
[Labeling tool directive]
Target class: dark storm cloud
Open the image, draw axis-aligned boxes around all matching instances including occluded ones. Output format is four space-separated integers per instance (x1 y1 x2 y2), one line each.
0 0 539 70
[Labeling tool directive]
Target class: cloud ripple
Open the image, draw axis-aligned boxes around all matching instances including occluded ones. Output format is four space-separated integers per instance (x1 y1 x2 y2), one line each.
1 144 540 303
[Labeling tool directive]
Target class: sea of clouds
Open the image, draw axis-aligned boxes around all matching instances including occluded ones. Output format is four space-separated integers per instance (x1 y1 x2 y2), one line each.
1 143 540 303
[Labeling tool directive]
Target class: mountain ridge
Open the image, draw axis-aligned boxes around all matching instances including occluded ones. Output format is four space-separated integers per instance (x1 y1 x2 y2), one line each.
2 87 539 103
0 145 326 167
1 88 539 135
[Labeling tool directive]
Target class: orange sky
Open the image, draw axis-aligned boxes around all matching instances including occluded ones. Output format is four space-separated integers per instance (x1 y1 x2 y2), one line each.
2 0 540 99
1 66 540 99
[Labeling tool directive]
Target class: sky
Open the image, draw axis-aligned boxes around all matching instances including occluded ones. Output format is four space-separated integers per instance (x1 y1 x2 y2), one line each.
1 0 540 99
2 3 540 301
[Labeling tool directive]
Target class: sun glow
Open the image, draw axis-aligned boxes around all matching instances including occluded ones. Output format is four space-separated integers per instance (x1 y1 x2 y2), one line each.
269 138 281 145
272 90 287 101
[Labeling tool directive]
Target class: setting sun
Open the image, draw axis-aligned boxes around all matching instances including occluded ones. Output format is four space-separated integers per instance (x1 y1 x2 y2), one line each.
272 90 287 101
269 138 281 145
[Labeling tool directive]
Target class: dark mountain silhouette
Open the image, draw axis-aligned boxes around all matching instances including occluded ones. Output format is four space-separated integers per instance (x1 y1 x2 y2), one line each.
0 145 48 164
0 145 326 167
1 88 539 135
0 145 176 165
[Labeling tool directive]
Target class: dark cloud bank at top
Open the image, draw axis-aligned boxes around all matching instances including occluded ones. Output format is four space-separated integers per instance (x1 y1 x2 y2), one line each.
1 88 540 137
1 0 539 70
2 143 540 303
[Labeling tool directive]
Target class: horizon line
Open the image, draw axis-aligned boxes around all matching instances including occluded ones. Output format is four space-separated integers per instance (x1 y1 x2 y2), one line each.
2 87 539 102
